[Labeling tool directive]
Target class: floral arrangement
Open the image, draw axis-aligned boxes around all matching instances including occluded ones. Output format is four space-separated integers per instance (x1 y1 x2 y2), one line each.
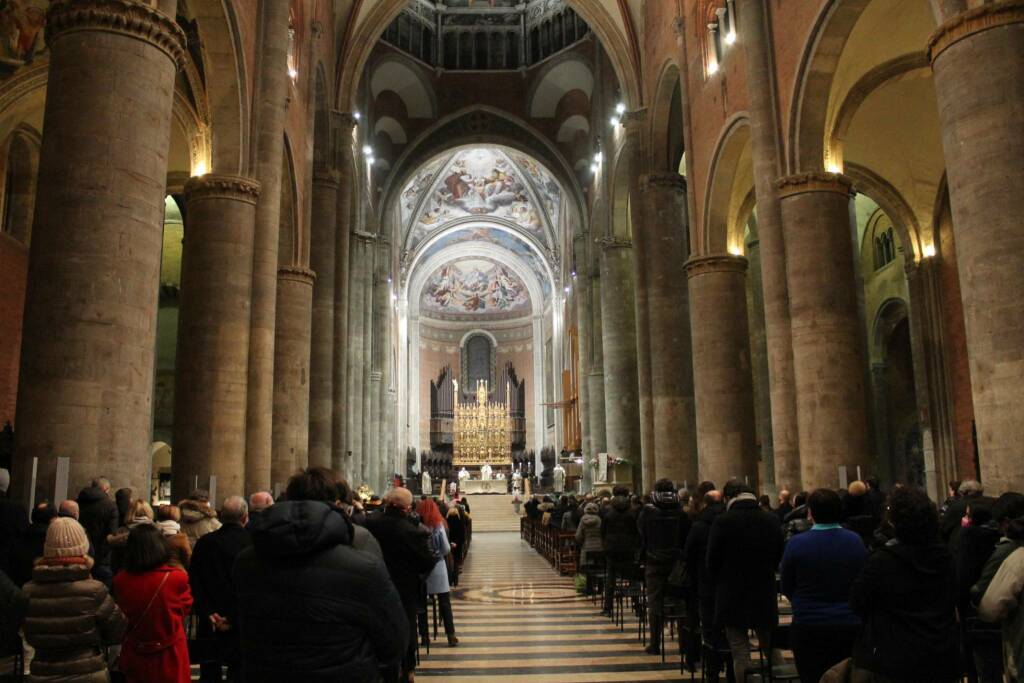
586 456 631 467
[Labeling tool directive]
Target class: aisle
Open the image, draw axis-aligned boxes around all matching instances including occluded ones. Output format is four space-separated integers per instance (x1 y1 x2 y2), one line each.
417 532 681 682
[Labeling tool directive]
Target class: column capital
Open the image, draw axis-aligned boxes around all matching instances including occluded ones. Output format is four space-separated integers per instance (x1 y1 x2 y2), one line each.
596 235 631 250
48 0 187 68
333 111 359 132
684 253 748 278
775 172 853 200
312 169 340 188
639 172 687 195
929 0 1024 63
620 107 648 130
353 230 378 243
278 265 316 285
184 174 261 205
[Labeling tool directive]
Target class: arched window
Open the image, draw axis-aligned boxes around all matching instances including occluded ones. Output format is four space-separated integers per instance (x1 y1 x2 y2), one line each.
1 130 39 245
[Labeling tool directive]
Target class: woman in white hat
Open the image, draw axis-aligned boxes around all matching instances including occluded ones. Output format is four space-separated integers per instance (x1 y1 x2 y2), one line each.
22 516 128 681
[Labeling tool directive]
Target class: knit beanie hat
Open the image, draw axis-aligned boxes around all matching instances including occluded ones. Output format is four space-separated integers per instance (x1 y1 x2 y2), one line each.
44 517 91 558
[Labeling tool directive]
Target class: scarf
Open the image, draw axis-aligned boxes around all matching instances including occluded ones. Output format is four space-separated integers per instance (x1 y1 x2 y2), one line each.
155 519 180 537
129 515 154 528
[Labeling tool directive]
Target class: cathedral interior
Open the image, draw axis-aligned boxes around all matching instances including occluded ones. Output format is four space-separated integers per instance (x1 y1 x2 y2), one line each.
1 0 1022 505
1 0 1023 680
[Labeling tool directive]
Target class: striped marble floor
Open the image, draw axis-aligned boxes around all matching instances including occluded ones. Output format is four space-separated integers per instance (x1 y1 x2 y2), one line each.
417 531 682 682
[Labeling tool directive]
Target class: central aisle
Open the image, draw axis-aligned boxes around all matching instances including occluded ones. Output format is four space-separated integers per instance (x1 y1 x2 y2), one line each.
417 532 681 682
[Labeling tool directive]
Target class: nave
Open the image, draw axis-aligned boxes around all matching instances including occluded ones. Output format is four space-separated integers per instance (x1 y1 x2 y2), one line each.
417 532 680 682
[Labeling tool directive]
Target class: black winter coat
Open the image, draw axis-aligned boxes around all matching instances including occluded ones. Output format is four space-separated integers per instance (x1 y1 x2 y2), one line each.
362 507 437 613
233 501 408 682
638 497 690 565
76 487 117 570
189 522 252 623
684 502 725 599
850 539 959 682
706 496 783 629
0 494 28 577
601 496 640 560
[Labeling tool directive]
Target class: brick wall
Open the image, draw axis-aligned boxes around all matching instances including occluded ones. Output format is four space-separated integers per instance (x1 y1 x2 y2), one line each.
0 232 27 426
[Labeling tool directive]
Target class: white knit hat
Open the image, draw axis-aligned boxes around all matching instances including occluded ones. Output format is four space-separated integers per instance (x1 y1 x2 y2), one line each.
44 517 91 558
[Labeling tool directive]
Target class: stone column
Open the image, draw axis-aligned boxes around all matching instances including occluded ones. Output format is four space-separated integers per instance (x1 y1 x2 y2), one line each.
929 1 1024 492
172 175 260 501
245 0 291 495
598 238 642 487
308 171 338 468
361 234 375 485
685 254 759 489
778 173 870 489
13 0 185 501
369 251 390 490
346 234 369 483
638 173 698 487
588 269 607 456
736 0 802 492
270 267 315 487
332 114 357 474
572 235 592 480
870 362 891 485
745 232 775 493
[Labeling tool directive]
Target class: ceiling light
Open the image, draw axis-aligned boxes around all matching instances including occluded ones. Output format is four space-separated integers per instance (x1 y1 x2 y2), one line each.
367 157 375 167
353 111 362 121
590 163 599 174
922 244 936 258
363 145 373 156
616 102 626 115
708 61 719 76
725 31 736 45
593 151 603 164
609 115 620 127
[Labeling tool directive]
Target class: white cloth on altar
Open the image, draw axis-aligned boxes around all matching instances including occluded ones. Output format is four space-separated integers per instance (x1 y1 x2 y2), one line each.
481 464 492 480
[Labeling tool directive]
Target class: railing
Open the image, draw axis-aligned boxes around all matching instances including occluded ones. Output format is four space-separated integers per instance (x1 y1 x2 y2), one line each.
520 517 576 575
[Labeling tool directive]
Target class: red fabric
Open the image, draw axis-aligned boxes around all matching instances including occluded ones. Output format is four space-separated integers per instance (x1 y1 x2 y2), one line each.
113 565 193 683
416 498 445 529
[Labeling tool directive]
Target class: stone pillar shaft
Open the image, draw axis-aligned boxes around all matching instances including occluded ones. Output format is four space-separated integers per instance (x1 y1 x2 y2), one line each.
270 267 315 487
778 173 870 489
308 172 338 468
638 174 698 487
361 235 375 485
172 175 260 501
346 235 368 483
245 0 291 494
14 0 185 501
599 239 642 487
736 0 801 492
572 235 592 473
332 114 357 474
587 271 607 456
687 254 759 488
929 1 1024 492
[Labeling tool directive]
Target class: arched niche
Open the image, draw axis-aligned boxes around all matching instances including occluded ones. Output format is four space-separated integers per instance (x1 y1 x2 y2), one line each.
1 126 39 245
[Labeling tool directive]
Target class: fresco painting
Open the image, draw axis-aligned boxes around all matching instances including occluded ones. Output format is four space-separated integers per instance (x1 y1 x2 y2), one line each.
422 257 531 319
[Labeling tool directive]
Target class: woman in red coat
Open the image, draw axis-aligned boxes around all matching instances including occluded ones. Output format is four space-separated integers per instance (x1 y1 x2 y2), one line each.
113 523 193 683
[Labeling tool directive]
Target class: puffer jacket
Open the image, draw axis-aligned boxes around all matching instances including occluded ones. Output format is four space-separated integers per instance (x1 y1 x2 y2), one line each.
22 558 128 682
575 513 603 566
179 500 221 547
233 500 409 682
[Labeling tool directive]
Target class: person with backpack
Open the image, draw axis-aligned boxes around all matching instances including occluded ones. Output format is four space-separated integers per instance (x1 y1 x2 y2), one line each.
638 479 691 655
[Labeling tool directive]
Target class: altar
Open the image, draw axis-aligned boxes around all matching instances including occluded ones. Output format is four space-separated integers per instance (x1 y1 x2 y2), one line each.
461 479 504 494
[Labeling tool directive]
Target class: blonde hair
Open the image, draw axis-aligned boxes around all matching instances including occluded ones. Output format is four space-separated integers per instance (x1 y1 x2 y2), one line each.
130 499 154 521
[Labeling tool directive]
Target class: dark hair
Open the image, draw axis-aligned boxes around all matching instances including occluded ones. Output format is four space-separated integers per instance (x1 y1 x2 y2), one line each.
887 487 939 545
758 494 771 507
654 478 676 493
722 479 748 499
695 481 716 500
948 480 961 497
807 488 842 524
993 493 1024 524
612 485 630 497
793 491 809 507
286 466 341 503
123 524 170 572
32 502 56 526
1006 515 1024 542
336 478 354 506
866 477 880 491
968 500 994 526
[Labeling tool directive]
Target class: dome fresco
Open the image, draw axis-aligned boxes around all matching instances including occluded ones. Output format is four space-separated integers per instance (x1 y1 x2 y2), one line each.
399 146 562 254
420 256 531 321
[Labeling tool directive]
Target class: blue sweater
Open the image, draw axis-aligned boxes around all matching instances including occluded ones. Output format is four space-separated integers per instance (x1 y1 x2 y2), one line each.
780 525 867 625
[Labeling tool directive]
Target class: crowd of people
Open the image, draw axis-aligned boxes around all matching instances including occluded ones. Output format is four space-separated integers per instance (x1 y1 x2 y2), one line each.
526 477 1024 683
0 467 472 683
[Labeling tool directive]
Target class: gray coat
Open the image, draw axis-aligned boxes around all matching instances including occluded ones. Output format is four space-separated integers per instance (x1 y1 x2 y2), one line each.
575 513 603 566
426 526 451 595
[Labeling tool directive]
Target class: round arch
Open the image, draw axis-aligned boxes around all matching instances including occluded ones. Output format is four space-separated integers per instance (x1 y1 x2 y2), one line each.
649 59 686 174
701 113 752 255
1 125 40 245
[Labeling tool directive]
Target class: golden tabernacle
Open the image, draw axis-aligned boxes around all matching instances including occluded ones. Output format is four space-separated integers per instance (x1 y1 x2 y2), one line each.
453 379 512 466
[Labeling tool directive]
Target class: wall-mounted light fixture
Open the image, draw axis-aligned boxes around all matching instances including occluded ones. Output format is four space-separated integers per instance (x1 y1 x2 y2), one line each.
922 244 936 258
609 102 627 128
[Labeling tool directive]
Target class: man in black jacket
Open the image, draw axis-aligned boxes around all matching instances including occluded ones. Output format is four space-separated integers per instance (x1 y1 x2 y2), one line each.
190 495 253 682
76 476 118 585
363 486 438 682
707 479 784 681
600 485 639 617
684 490 725 678
233 469 408 682
638 479 691 655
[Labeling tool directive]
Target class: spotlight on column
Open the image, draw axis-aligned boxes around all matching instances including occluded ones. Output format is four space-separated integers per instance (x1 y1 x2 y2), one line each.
353 111 362 121
363 145 373 157
725 31 736 45
708 61 719 76
616 102 626 115
922 244 936 258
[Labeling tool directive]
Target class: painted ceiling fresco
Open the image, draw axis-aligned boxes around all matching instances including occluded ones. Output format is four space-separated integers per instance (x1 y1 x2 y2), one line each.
419 226 552 298
421 257 531 321
400 146 561 252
